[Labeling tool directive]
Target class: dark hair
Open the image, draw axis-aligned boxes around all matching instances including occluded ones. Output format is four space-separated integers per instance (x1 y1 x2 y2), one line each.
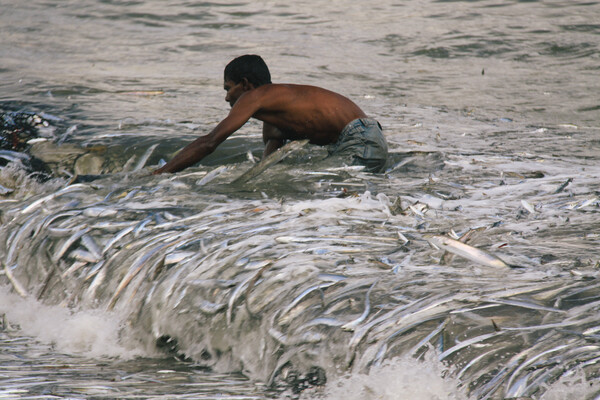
224 55 272 87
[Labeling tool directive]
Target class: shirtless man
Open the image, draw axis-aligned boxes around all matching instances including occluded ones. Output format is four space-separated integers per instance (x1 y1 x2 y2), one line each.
153 55 388 174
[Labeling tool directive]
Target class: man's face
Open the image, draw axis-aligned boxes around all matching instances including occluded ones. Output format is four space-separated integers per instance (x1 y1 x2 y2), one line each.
224 79 245 107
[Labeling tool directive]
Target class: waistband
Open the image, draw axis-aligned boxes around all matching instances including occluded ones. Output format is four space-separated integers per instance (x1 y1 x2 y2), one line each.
344 118 381 131
335 118 382 145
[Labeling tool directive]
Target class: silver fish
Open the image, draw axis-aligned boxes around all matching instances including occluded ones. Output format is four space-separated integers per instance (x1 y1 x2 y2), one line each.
0 150 30 164
102 225 135 254
198 300 226 315
426 235 510 268
520 199 536 214
342 280 377 331
438 331 503 361
52 227 91 263
21 183 87 214
410 318 449 356
70 249 101 263
81 234 102 260
196 165 228 186
456 348 498 380
232 139 309 184
108 241 171 310
0 184 14 195
486 298 566 313
164 251 196 266
39 210 82 233
6 211 42 264
84 261 105 281
83 207 118 218
227 271 264 325
61 260 88 278
84 265 106 302
277 282 336 326
134 143 158 171
504 343 570 395
2 263 28 298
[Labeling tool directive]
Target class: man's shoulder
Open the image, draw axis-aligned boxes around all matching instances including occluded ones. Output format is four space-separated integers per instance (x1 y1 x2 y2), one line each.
255 83 333 99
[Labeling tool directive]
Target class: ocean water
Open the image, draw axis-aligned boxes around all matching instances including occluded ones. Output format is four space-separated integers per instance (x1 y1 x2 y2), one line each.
1 0 600 399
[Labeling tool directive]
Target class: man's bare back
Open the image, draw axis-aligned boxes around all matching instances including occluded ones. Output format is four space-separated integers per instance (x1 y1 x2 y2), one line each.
153 55 387 175
249 84 367 144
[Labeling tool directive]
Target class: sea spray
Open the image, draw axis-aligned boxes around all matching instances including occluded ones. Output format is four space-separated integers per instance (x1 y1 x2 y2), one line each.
301 351 467 400
0 287 143 359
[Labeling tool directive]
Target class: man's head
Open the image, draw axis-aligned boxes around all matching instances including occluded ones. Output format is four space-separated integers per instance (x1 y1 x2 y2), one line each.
223 55 271 107
224 55 271 88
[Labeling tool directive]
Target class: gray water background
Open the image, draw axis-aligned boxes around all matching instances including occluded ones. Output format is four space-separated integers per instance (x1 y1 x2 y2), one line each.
1 0 600 399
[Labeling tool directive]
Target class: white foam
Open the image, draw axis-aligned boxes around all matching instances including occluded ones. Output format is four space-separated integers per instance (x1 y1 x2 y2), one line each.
0 286 142 359
302 353 469 400
301 354 600 399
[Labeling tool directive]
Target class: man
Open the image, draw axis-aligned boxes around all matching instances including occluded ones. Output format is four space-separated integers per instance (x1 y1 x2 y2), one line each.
153 55 388 175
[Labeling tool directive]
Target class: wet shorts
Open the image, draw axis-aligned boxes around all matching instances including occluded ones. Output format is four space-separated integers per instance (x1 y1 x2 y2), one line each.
327 118 388 172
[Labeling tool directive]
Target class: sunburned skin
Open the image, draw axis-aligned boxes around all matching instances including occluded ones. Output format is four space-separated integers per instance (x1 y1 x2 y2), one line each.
153 80 367 175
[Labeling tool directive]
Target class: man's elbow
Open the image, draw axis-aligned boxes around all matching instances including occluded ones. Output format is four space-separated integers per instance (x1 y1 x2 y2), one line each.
204 139 219 154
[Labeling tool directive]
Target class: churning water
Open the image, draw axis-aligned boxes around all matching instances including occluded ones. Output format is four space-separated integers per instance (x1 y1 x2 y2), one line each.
1 0 600 399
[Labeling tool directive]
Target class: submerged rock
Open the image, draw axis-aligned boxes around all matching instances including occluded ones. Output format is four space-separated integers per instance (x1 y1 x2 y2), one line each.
74 153 105 175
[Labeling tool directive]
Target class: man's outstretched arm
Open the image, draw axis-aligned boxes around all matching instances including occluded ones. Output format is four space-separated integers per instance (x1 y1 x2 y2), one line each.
153 94 259 174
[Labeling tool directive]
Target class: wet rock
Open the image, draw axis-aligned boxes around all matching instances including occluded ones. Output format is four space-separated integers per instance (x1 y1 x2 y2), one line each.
29 141 86 166
74 153 104 175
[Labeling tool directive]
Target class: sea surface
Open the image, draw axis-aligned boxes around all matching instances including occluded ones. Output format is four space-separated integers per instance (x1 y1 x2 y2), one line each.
1 0 600 399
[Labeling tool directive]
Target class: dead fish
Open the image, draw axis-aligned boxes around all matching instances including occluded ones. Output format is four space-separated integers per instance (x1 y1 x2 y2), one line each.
553 178 572 194
52 227 91 263
107 241 172 310
575 197 598 210
164 251 196 266
426 235 511 268
232 139 309 184
226 272 258 325
102 225 135 254
0 183 14 195
134 143 159 171
6 211 42 264
61 260 88 278
83 207 118 218
520 199 536 214
486 298 566 314
196 165 228 186
81 234 102 260
2 263 28 298
70 248 101 263
440 227 485 265
278 281 337 326
198 300 226 315
342 280 377 331
438 331 503 361
504 344 570 396
21 183 87 214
